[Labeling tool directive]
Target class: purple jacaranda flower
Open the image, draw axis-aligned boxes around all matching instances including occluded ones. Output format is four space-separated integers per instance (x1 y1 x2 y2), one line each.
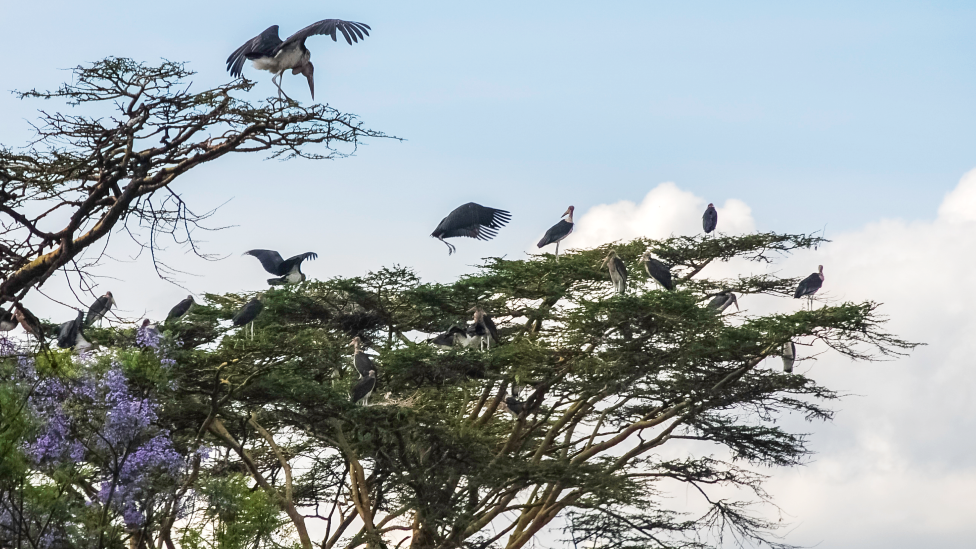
136 324 160 349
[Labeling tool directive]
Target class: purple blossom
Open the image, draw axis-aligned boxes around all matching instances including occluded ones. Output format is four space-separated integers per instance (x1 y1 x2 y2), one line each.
136 324 160 349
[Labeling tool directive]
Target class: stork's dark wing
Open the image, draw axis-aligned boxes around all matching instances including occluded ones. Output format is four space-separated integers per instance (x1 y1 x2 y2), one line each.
354 353 375 378
57 319 77 349
612 256 628 279
644 257 673 291
245 249 286 275
280 252 318 274
167 297 194 321
232 299 264 326
702 207 718 233
537 220 573 248
484 314 500 343
794 273 823 298
85 296 110 326
227 25 283 77
707 294 728 310
432 203 512 241
281 19 371 50
351 375 376 403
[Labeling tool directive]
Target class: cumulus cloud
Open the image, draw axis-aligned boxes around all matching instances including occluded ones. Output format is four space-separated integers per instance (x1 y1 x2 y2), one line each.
556 182 756 250
542 171 976 547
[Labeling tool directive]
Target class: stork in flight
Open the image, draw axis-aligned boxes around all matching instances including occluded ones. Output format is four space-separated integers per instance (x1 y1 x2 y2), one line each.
537 206 575 259
245 250 318 285
431 203 512 255
227 19 371 100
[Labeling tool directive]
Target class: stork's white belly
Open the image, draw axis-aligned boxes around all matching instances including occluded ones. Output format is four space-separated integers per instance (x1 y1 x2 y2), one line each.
251 47 305 73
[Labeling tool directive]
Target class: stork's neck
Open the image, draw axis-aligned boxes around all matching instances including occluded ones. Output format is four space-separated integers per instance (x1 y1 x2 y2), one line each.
566 211 574 223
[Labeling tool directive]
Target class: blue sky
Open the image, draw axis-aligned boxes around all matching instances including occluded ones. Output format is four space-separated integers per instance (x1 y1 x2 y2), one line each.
2 1 975 546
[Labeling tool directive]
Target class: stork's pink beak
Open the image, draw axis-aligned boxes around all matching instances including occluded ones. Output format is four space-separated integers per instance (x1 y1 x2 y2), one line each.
302 62 315 100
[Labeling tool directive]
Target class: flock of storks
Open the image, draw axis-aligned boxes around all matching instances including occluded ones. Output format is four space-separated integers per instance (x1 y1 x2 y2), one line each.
0 18 827 405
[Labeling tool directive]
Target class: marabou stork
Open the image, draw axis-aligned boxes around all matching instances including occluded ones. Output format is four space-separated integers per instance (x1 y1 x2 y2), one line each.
794 265 824 309
166 295 195 322
232 296 264 339
501 395 525 417
85 292 115 327
227 19 371 100
57 310 86 350
640 250 674 291
537 206 575 259
464 307 499 350
431 203 512 255
0 310 16 332
351 369 376 405
781 341 796 373
430 326 465 349
14 303 44 343
706 291 739 314
601 251 627 295
245 250 318 285
702 203 718 234
349 337 376 377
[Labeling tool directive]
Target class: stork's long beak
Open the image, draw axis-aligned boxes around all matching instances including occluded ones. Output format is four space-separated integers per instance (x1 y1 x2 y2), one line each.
562 208 572 218
731 295 740 311
302 62 315 100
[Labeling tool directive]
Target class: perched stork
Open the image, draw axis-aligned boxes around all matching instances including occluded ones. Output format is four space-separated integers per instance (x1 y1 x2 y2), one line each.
640 250 674 291
537 206 575 259
57 310 86 350
85 292 116 327
349 337 376 377
501 395 525 417
232 296 264 339
166 295 195 322
0 310 16 332
227 19 371 100
351 369 377 405
430 326 465 349
431 203 512 255
14 303 44 343
794 265 824 309
702 203 718 234
706 291 739 314
601 250 627 295
781 341 796 373
464 307 499 350
245 250 318 285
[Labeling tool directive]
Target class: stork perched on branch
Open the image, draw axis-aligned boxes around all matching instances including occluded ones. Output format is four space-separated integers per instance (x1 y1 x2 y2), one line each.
640 250 673 291
537 206 574 259
464 307 499 350
349 336 376 377
14 303 44 343
245 250 317 285
707 291 739 314
166 295 195 322
794 265 824 309
85 292 115 327
782 341 796 373
703 203 718 234
227 19 371 100
232 295 264 339
601 251 627 295
57 310 86 350
430 326 465 349
431 203 511 255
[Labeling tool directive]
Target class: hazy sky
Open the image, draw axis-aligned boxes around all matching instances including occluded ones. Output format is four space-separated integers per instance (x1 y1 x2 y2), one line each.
1 1 974 546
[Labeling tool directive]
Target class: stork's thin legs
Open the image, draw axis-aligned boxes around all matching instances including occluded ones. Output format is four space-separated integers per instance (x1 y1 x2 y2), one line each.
555 242 560 261
439 238 456 255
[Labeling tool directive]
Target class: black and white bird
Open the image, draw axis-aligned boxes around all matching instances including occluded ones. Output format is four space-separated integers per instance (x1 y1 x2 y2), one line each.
794 265 824 309
166 295 195 322
232 296 264 338
464 307 499 350
702 203 718 234
707 291 739 314
351 369 376 405
640 250 674 291
501 395 525 417
0 310 16 332
537 205 575 259
781 341 796 373
57 310 86 349
227 19 371 100
14 303 44 343
601 250 627 295
430 326 465 349
85 292 116 327
349 337 376 377
245 250 318 285
431 203 512 255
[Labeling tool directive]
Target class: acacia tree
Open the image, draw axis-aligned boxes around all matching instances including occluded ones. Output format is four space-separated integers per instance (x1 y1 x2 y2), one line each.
0 58 390 305
0 232 913 549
